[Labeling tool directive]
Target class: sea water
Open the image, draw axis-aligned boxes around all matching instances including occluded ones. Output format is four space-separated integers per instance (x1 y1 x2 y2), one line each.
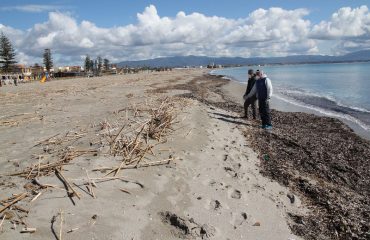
211 62 370 139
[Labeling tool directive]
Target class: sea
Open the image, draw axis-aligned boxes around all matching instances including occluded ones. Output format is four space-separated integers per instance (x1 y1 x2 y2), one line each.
211 62 370 140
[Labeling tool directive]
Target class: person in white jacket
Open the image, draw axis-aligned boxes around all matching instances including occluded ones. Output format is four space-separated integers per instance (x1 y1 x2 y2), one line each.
244 70 273 129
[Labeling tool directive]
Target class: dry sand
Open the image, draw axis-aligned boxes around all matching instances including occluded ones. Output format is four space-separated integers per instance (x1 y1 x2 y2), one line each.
1 69 306 239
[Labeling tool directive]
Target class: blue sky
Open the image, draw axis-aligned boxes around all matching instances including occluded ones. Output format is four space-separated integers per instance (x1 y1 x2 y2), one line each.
1 0 370 66
2 0 370 29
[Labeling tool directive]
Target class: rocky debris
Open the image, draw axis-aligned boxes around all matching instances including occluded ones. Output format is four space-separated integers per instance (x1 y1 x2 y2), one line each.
252 221 261 226
246 111 370 240
160 211 215 239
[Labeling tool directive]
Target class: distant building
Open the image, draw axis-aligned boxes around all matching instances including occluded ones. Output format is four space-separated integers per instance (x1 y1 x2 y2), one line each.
57 66 81 72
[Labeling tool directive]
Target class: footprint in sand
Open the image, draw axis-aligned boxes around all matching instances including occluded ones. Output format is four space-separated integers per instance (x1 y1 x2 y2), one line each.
210 199 222 211
224 167 237 178
231 212 248 228
229 189 242 199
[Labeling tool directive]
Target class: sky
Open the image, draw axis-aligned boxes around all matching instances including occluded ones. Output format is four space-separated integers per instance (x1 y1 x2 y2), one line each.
1 0 370 66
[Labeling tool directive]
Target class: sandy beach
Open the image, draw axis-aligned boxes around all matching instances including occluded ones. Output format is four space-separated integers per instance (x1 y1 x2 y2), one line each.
0 69 369 240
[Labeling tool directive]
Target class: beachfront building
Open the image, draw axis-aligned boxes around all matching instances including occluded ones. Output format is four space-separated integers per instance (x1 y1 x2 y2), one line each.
54 65 83 78
57 66 81 73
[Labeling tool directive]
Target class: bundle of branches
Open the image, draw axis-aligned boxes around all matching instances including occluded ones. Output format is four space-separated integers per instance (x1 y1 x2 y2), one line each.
106 123 154 176
146 97 176 141
100 98 180 176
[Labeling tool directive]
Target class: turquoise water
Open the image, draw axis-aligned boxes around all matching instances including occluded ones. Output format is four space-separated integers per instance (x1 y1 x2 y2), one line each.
211 62 370 134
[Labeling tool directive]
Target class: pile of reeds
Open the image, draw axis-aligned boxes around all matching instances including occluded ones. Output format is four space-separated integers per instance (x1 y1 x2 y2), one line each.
146 97 176 140
95 97 180 176
1 97 184 234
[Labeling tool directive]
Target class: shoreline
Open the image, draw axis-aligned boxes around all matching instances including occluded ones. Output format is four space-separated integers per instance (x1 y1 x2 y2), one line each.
0 69 369 239
207 75 370 239
211 71 370 141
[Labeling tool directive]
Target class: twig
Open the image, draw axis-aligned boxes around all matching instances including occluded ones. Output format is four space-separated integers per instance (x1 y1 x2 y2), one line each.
33 133 60 147
119 188 131 194
0 215 5 230
67 227 79 233
59 209 63 240
55 169 81 199
20 227 36 233
129 158 176 168
30 192 43 203
110 124 126 149
85 170 95 198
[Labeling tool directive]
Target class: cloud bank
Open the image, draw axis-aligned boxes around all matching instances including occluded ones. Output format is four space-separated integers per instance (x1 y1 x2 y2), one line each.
1 4 65 13
0 5 369 65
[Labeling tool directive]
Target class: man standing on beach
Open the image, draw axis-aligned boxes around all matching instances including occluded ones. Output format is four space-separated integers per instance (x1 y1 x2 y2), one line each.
244 70 273 129
243 69 257 119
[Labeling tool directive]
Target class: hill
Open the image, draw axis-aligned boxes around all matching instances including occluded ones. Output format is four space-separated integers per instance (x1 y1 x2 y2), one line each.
116 50 370 67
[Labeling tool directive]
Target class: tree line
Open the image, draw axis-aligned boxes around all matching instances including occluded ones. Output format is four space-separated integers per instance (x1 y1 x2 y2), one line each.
1 32 54 74
1 32 114 79
84 55 111 76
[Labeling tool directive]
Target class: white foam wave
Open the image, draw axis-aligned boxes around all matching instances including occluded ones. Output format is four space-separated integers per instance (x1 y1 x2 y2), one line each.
274 94 370 131
277 88 370 114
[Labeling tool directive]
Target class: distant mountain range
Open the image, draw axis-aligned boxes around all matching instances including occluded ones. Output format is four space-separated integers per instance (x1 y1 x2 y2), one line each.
116 50 370 68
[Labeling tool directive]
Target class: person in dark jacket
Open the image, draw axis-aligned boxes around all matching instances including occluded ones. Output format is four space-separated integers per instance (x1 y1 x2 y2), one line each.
244 70 273 129
242 69 257 119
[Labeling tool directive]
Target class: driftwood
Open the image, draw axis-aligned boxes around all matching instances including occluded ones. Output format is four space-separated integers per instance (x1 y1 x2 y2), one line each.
55 169 81 199
85 170 96 199
67 227 79 233
0 215 5 230
12 205 29 214
0 97 183 236
30 192 43 203
33 133 60 147
119 188 131 194
59 209 63 240
0 193 28 214
7 149 97 178
20 227 36 233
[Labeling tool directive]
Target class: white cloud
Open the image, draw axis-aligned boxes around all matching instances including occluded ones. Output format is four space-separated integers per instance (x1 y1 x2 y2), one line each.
310 5 370 54
1 4 65 13
0 5 369 66
311 6 370 40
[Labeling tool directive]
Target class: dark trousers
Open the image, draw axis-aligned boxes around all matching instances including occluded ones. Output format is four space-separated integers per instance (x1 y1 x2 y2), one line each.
258 99 271 126
244 97 257 119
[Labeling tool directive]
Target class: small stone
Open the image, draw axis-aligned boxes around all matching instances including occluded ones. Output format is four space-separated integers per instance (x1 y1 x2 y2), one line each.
252 221 261 226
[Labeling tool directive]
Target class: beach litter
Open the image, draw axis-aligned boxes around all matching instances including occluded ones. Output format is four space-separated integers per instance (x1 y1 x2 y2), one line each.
1 96 183 235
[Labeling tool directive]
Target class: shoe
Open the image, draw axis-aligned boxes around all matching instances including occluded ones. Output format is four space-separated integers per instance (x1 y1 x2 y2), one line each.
264 125 273 130
261 125 266 129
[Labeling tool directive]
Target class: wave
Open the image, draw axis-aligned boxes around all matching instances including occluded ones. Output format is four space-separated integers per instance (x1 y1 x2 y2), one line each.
274 90 370 131
277 88 370 114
